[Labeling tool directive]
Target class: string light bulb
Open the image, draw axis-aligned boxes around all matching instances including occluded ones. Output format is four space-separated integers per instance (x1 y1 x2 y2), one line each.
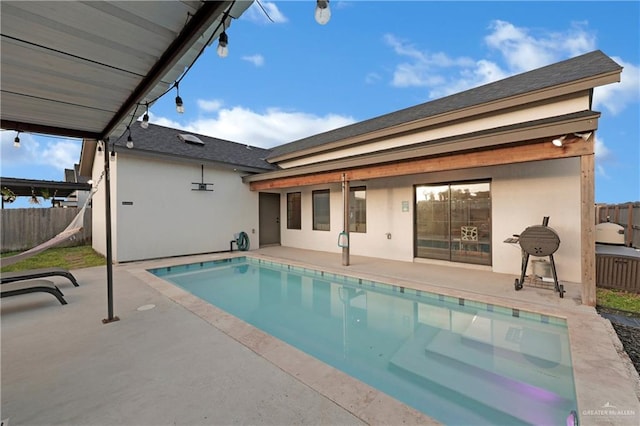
217 31 229 58
126 127 134 149
175 83 184 114
13 131 20 148
315 0 331 25
97 140 103 155
141 103 149 129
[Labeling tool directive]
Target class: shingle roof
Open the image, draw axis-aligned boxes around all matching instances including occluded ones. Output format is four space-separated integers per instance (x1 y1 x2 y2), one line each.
115 123 278 172
267 50 621 160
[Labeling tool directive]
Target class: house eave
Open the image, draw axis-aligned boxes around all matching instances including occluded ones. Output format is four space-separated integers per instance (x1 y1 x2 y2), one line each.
114 147 276 175
244 110 600 184
267 71 619 164
78 139 98 178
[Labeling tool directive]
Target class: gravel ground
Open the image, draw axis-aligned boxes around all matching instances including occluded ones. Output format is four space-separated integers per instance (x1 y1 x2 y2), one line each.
596 306 640 399
597 307 640 373
611 322 640 373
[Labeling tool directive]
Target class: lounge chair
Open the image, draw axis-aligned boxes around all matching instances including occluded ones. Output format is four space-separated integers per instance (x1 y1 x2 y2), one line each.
1 279 67 305
0 267 79 287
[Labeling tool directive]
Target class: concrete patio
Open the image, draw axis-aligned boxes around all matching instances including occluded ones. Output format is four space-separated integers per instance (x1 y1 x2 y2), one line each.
2 246 639 425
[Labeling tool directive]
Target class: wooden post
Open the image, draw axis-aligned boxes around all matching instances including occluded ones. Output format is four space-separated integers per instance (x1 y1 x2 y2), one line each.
581 153 596 306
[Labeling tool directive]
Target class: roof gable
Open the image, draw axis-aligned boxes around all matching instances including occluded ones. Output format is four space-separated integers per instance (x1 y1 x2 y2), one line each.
115 123 278 173
267 50 621 161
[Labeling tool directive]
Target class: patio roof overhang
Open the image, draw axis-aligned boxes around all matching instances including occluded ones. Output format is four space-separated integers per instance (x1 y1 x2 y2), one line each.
0 177 91 198
1 0 252 141
245 110 600 190
0 0 254 323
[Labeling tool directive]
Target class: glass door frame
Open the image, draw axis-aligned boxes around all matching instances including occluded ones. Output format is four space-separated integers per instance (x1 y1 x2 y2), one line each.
414 180 492 266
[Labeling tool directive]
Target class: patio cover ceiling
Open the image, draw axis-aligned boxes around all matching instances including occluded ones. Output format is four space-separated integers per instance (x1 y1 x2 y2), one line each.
0 177 91 198
0 0 252 141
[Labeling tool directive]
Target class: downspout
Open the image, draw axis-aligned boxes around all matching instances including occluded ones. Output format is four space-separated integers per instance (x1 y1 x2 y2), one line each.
102 139 119 324
342 173 350 266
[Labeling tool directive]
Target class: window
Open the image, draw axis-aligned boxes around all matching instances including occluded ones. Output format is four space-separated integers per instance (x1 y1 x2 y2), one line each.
312 189 330 231
349 186 366 233
287 192 301 229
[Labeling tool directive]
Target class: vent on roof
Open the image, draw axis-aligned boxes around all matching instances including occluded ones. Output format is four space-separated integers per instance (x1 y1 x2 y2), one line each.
178 134 204 145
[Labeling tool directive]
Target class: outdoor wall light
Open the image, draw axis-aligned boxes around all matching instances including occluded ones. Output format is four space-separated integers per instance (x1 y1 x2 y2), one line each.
217 31 229 58
13 131 20 148
552 135 566 147
315 0 331 25
574 131 592 141
141 103 149 129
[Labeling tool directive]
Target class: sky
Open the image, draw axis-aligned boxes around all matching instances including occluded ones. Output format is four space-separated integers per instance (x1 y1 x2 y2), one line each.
1 1 639 208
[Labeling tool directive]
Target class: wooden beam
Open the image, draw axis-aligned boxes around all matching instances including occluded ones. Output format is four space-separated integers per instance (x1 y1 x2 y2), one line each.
250 136 593 191
581 151 596 306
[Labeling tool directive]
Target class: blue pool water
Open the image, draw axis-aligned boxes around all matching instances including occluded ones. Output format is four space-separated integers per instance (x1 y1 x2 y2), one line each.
150 257 577 425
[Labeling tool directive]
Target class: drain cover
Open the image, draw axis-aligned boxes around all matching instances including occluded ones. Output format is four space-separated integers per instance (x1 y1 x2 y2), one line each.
136 304 156 311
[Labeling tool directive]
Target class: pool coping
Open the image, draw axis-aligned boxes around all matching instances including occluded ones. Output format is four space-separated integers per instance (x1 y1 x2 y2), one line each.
129 251 640 426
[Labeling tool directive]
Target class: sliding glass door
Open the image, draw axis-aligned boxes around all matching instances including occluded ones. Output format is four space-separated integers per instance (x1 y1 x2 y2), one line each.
415 181 491 265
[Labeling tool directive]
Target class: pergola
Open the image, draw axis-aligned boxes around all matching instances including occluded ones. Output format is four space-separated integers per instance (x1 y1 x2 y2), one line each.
0 177 91 207
0 0 254 322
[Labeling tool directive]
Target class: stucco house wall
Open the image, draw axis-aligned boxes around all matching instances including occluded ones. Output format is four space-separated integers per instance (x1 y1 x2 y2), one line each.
91 154 109 259
278 157 582 283
92 154 259 263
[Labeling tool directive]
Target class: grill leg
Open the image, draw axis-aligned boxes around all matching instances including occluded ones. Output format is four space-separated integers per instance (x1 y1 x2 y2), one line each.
515 251 529 291
548 254 564 297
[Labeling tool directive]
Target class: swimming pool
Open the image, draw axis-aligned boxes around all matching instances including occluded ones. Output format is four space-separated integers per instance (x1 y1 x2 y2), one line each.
150 256 577 425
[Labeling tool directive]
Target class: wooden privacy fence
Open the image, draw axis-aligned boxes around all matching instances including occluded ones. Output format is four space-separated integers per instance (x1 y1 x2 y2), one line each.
596 252 639 294
596 202 640 249
1 207 91 253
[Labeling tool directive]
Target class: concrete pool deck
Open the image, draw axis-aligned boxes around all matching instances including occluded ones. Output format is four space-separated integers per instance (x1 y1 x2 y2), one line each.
2 246 639 425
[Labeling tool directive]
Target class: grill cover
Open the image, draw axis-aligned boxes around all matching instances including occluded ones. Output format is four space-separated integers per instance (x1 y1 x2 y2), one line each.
519 225 560 256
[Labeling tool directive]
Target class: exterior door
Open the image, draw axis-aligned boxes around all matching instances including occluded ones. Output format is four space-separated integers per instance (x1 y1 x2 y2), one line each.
415 181 491 265
259 192 281 247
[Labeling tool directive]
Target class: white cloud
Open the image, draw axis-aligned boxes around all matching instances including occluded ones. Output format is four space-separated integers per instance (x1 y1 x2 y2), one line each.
243 1 287 24
149 106 355 149
594 136 612 160
596 163 610 179
365 72 382 85
384 34 474 91
594 136 615 179
428 60 509 99
40 140 80 168
242 54 265 67
150 115 183 131
197 99 224 112
484 20 595 72
593 58 640 115
385 20 601 99
0 131 80 172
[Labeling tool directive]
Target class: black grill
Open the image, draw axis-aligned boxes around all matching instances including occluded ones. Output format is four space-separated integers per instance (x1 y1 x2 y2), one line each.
512 217 564 298
519 225 560 257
